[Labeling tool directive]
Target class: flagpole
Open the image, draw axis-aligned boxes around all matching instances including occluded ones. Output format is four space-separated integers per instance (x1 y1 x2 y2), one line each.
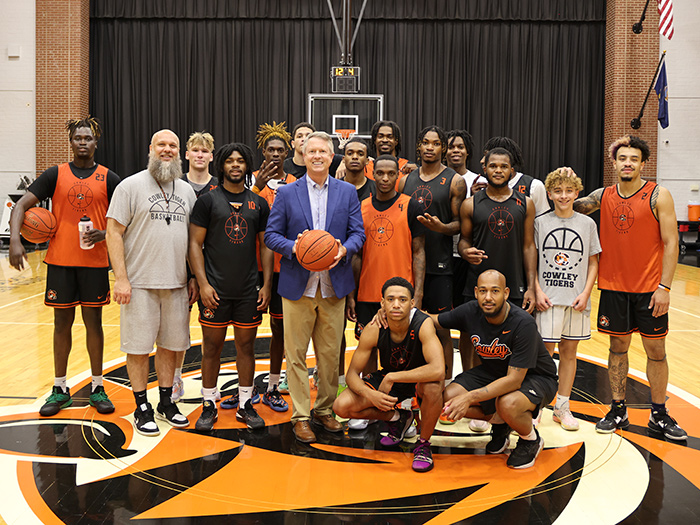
630 51 667 129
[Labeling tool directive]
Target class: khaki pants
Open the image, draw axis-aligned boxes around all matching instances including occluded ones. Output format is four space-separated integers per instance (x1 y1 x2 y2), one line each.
282 290 345 422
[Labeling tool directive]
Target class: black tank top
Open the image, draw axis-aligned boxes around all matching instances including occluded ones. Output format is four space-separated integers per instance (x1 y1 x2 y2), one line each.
402 167 456 274
465 190 528 300
377 309 429 373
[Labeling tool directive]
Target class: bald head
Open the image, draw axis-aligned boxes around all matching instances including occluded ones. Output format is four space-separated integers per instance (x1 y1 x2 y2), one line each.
148 129 182 183
475 270 509 320
477 269 507 289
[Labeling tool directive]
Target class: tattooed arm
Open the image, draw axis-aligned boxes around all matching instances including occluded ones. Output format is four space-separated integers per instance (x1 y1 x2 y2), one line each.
573 187 604 215
649 185 679 317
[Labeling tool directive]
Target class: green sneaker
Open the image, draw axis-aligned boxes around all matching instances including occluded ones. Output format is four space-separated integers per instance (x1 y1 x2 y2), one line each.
89 385 115 414
278 377 289 394
40 386 72 417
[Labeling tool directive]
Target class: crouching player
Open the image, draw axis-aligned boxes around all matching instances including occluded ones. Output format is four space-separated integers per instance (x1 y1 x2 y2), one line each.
333 277 444 472
435 270 558 469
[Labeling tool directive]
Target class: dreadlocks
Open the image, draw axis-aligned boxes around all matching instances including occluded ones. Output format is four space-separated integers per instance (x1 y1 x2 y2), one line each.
214 142 255 188
66 116 102 141
447 129 475 161
482 136 524 172
416 125 447 162
370 120 403 158
256 121 292 150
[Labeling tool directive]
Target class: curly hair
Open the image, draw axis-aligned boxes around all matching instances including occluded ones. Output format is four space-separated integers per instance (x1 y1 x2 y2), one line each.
416 125 447 162
544 167 583 193
608 134 650 162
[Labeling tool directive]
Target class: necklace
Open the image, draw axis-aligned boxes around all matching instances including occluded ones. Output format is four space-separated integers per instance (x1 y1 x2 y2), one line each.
156 180 174 225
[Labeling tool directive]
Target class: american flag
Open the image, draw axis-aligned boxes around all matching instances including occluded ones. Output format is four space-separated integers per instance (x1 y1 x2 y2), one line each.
658 0 674 40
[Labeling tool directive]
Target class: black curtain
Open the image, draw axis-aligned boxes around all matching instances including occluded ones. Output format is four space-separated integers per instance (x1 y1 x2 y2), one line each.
90 0 605 193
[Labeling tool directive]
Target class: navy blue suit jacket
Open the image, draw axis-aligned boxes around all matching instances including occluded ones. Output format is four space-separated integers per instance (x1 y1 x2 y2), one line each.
264 175 365 300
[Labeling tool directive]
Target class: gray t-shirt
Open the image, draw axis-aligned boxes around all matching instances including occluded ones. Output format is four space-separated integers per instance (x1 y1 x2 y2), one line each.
534 210 601 307
107 170 196 289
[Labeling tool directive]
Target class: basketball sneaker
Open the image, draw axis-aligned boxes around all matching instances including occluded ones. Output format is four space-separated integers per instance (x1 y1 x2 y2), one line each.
405 420 418 438
278 377 289 394
439 413 456 425
171 376 185 403
40 386 72 417
486 423 511 454
220 387 261 410
155 402 189 428
596 404 629 433
89 386 115 414
469 419 490 432
195 400 218 432
236 399 265 430
553 405 579 431
262 386 288 412
648 409 687 440
380 409 414 446
412 438 434 472
133 403 160 437
507 429 544 469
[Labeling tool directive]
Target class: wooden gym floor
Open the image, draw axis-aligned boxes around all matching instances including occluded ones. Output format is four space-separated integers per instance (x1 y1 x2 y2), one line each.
0 247 699 524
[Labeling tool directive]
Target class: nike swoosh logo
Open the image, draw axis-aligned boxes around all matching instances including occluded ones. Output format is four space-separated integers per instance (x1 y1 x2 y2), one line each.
654 327 663 331
502 330 511 334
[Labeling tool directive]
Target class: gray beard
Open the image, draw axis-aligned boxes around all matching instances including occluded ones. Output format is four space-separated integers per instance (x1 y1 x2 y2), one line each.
148 155 183 184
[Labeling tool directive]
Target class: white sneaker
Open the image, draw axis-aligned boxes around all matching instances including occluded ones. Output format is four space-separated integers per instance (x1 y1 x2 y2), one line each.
553 405 579 431
404 420 418 438
468 419 490 432
171 377 185 403
348 418 369 430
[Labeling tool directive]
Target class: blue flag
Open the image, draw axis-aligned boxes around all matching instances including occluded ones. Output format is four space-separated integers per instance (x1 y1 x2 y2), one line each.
655 62 669 128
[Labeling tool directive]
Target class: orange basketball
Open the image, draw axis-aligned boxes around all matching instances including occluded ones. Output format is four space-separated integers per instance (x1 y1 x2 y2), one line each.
296 229 339 272
20 207 58 244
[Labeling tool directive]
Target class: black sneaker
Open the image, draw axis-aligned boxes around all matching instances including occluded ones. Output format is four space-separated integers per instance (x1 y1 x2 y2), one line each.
380 409 414 446
507 430 544 469
156 402 190 428
134 403 160 436
648 409 687 440
596 405 629 433
40 386 72 416
195 400 218 432
89 386 115 414
236 399 265 430
486 423 511 454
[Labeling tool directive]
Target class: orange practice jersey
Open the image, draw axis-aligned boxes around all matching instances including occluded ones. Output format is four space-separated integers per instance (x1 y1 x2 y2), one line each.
598 181 663 293
254 172 296 273
44 163 110 267
357 194 414 302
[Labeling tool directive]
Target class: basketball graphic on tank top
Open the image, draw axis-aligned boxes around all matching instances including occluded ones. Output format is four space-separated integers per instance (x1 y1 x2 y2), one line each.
411 186 432 212
612 203 635 231
487 207 514 238
369 216 395 243
225 212 248 243
67 182 94 210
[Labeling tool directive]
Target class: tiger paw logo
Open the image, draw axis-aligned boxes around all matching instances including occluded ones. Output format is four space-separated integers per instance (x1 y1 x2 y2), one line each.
46 289 57 300
202 307 215 319
368 216 394 244
67 182 94 211
225 212 248 244
599 315 610 327
553 251 570 267
487 207 514 239
410 186 432 212
612 204 635 231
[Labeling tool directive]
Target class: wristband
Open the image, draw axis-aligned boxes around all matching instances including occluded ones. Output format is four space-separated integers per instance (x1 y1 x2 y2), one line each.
658 283 671 292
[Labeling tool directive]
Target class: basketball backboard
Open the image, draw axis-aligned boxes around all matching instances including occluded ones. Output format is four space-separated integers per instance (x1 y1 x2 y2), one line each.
307 93 384 141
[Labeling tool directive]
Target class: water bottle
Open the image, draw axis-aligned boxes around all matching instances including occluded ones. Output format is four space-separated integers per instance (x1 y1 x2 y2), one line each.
79 215 93 250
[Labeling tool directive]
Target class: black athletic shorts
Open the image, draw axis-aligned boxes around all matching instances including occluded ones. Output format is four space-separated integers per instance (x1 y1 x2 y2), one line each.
364 369 416 402
45 264 110 308
452 365 557 418
452 257 469 307
597 290 668 339
354 301 381 340
423 274 453 314
198 294 262 329
259 272 283 319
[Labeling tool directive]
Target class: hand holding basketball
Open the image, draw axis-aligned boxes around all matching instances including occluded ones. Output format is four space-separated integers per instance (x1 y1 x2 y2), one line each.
20 207 57 244
295 229 340 272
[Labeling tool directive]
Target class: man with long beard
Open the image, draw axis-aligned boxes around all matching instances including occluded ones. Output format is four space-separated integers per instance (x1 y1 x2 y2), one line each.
106 129 197 436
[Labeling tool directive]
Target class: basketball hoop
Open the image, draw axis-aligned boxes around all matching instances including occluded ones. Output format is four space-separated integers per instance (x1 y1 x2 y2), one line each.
335 129 356 150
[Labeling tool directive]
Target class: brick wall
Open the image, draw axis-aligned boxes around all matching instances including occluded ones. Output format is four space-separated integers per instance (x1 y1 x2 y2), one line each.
604 0 660 186
35 0 89 176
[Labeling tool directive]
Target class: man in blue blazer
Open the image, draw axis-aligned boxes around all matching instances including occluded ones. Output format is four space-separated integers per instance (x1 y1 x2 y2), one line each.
265 131 365 443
